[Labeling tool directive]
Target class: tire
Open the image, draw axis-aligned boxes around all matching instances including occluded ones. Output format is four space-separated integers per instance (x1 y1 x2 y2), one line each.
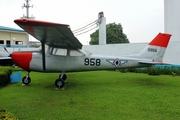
55 78 65 88
22 76 31 85
59 74 67 81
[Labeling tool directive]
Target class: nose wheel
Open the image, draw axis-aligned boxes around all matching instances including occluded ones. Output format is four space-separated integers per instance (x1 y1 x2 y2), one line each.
22 76 31 85
22 72 31 85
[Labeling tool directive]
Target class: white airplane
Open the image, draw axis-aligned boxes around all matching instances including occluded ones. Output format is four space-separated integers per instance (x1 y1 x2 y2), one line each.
11 19 172 88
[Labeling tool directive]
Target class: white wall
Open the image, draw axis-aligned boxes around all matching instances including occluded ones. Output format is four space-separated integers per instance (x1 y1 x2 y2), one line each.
83 42 180 64
164 0 180 42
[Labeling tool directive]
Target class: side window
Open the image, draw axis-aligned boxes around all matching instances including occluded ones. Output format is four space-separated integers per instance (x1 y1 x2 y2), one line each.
52 48 67 56
70 50 84 56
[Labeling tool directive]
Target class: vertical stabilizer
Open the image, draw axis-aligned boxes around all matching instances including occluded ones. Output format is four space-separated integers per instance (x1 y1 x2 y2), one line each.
139 33 171 62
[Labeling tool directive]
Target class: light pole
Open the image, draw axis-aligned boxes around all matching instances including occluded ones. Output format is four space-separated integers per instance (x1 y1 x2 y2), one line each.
13 38 16 51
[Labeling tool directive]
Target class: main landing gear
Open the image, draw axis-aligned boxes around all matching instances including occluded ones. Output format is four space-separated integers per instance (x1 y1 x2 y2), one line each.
22 72 67 88
55 73 67 88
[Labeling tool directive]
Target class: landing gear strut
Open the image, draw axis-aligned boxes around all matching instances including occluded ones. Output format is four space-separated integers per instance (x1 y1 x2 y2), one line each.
59 73 67 81
55 72 67 88
22 72 31 85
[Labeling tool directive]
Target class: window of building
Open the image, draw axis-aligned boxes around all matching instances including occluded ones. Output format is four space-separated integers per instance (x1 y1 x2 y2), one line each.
0 40 4 44
6 40 11 47
15 41 23 45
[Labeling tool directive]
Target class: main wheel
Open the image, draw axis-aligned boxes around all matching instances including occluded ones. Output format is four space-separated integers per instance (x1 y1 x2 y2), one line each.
55 79 65 88
22 76 31 85
59 74 67 81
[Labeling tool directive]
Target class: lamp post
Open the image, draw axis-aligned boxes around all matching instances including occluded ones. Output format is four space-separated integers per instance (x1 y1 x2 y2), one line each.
13 38 16 51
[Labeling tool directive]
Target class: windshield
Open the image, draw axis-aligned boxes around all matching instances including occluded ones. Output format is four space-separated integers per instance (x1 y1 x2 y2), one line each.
36 45 48 53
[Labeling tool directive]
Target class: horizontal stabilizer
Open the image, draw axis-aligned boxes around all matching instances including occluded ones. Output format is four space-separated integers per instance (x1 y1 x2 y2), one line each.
139 61 171 65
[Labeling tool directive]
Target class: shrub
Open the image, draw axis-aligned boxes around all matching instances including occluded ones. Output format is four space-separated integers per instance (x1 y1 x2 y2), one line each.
127 68 137 72
160 66 171 75
0 66 12 86
148 65 160 75
125 65 180 76
0 106 18 120
119 69 127 73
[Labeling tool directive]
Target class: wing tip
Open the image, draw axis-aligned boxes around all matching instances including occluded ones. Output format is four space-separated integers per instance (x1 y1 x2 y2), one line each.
14 18 69 27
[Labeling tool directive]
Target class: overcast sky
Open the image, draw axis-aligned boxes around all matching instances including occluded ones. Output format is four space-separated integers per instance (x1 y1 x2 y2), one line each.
0 0 164 45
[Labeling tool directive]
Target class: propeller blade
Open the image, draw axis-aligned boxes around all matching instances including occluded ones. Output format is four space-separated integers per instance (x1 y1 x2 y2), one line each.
4 47 10 55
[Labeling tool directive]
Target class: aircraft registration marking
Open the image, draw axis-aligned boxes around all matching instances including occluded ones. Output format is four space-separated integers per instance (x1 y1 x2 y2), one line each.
84 58 101 66
106 58 128 68
148 48 157 52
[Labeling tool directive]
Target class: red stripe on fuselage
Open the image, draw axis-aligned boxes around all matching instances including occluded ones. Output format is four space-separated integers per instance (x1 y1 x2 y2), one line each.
11 52 32 71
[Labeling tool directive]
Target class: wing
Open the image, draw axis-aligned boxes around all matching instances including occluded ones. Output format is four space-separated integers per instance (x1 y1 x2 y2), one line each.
14 19 82 49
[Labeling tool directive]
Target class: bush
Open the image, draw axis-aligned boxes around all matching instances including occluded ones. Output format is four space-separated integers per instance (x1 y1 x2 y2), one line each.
160 66 171 75
126 65 180 76
0 66 12 86
0 106 18 120
148 65 160 75
126 66 161 75
119 69 127 73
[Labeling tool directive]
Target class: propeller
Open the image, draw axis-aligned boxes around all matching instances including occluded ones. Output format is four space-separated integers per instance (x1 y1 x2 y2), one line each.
3 47 11 57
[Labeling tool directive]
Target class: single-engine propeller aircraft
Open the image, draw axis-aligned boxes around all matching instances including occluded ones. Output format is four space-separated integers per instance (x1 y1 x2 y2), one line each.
11 19 172 88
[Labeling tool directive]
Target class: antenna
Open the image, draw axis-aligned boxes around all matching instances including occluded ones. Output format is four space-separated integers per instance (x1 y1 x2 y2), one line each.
21 0 35 48
21 0 35 19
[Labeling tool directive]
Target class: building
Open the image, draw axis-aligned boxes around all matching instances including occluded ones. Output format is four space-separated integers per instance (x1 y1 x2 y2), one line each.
164 0 180 42
0 26 28 48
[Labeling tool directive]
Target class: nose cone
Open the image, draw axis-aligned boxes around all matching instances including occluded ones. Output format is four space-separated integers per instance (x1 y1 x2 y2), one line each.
11 52 32 71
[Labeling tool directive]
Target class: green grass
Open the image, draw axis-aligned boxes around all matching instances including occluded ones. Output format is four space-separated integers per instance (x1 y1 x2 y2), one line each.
1 70 180 120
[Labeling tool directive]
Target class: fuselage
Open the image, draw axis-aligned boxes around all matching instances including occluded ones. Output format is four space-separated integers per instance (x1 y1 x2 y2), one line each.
11 46 151 72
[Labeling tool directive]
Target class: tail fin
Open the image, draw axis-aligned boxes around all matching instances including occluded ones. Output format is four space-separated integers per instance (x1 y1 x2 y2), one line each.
138 33 171 62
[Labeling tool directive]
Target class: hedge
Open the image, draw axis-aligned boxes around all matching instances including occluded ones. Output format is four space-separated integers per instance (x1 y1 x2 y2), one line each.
126 65 180 76
0 66 12 86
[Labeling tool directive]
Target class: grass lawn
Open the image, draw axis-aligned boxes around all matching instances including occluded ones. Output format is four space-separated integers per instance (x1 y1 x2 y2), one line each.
0 70 180 120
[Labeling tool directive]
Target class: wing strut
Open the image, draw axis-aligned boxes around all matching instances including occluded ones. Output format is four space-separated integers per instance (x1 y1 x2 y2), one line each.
41 42 46 71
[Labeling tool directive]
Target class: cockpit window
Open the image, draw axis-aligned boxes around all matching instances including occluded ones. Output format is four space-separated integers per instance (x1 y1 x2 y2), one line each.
52 48 67 56
40 46 88 57
84 50 92 55
69 50 84 56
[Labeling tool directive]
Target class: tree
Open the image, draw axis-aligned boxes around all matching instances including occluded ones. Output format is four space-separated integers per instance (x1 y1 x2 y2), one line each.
89 22 129 45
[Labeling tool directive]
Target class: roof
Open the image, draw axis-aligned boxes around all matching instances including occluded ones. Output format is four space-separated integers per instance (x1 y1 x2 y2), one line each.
0 26 25 32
